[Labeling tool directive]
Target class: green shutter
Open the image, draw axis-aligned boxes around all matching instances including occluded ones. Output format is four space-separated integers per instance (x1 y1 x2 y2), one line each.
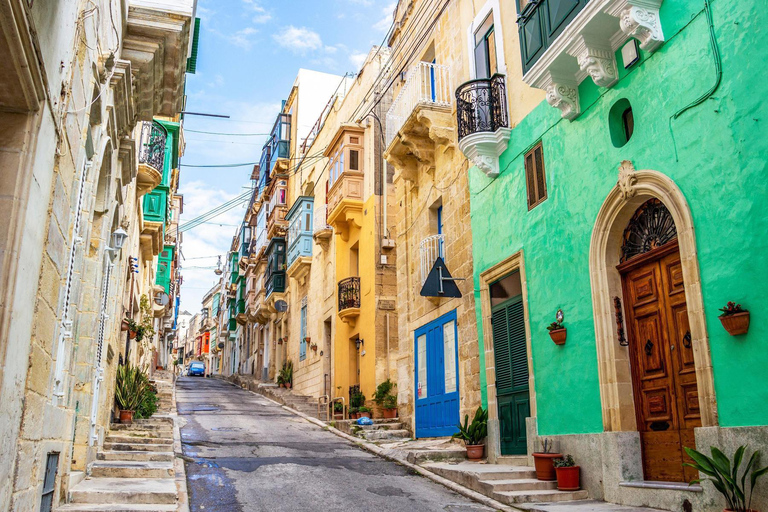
493 298 528 395
186 18 201 74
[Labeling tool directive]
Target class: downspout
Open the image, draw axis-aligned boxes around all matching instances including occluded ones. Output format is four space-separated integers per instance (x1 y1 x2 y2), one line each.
89 251 114 446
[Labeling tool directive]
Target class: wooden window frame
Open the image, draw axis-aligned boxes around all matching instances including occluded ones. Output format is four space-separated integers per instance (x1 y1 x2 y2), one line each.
524 142 547 210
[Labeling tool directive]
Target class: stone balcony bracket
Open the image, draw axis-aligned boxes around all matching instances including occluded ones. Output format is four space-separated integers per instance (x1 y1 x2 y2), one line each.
136 163 162 196
287 256 312 286
458 128 512 178
338 307 360 327
524 0 665 120
140 220 163 260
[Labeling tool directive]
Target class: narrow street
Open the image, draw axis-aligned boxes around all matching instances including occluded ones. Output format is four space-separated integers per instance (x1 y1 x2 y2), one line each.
176 377 493 512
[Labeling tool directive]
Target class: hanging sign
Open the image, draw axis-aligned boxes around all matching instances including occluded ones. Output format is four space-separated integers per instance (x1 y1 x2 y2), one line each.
420 257 463 298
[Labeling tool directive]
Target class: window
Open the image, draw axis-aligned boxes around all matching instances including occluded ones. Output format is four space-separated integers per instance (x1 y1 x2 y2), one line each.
299 302 307 361
609 99 634 148
474 15 498 79
436 206 443 235
623 107 634 141
40 452 59 512
417 334 427 398
349 149 359 171
443 319 457 393
524 142 547 209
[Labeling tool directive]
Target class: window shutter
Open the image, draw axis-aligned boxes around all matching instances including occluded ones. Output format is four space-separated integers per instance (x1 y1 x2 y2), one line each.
507 300 528 390
524 142 547 209
492 307 512 392
524 152 536 207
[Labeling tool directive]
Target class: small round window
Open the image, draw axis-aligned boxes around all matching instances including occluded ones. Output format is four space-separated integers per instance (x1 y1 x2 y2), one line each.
609 99 634 148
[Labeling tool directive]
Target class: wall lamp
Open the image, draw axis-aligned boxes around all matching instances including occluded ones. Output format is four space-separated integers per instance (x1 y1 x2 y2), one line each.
106 227 129 261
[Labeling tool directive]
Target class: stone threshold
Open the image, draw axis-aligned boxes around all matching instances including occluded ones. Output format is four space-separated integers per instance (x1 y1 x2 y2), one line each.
619 480 703 492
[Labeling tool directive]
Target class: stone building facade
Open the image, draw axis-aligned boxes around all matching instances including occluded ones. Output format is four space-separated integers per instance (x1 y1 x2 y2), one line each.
0 0 196 509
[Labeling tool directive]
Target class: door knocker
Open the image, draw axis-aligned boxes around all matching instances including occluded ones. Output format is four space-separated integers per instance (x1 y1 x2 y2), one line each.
682 330 692 349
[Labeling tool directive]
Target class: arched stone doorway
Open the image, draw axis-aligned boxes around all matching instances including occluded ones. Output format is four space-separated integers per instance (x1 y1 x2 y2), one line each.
589 161 717 479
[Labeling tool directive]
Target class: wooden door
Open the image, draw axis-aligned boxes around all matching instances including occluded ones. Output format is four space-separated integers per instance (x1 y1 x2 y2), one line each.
620 242 701 482
492 296 530 455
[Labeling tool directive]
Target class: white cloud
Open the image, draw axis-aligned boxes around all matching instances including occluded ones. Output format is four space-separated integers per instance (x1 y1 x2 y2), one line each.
374 2 397 33
272 26 323 54
227 27 258 50
242 0 272 22
349 52 368 70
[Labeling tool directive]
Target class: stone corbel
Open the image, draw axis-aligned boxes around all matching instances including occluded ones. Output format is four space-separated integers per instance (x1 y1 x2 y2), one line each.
458 128 512 178
543 73 580 120
567 35 618 88
620 4 664 52
617 160 638 199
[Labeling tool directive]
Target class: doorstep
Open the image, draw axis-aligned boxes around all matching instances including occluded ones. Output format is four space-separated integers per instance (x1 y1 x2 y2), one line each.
375 436 468 463
516 500 670 512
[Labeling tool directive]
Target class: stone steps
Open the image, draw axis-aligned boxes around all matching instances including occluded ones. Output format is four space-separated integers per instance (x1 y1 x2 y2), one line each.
68 478 177 505
56 504 177 511
103 442 174 452
109 424 173 434
89 461 174 479
423 462 588 505
363 429 411 441
97 451 173 462
105 434 173 444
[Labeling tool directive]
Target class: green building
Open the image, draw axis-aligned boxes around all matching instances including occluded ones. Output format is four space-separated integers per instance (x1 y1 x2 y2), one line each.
458 0 768 509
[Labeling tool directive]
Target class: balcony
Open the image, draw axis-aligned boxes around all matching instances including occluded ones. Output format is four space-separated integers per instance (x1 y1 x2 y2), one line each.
250 229 268 261
267 204 288 239
518 0 665 119
236 299 247 325
338 277 361 326
124 0 195 119
137 121 166 194
259 112 292 179
312 205 333 247
419 234 446 285
265 237 287 299
456 75 511 178
286 197 314 284
384 62 455 186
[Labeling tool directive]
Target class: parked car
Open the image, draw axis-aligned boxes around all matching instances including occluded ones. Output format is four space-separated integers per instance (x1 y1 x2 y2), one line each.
187 362 205 377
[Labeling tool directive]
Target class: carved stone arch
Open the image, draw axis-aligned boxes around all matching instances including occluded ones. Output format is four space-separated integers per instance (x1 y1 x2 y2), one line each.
589 162 717 432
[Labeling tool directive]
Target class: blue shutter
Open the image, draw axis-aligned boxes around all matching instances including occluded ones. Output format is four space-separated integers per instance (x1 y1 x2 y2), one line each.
299 305 307 361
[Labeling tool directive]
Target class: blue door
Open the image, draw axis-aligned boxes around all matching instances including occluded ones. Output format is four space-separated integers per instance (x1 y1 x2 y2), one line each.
415 309 460 438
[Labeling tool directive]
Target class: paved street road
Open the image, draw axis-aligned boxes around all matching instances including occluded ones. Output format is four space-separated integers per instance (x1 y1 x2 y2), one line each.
177 377 493 512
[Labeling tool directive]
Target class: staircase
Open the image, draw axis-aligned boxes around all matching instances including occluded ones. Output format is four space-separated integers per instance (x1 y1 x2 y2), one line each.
58 417 178 511
422 461 589 506
339 419 411 442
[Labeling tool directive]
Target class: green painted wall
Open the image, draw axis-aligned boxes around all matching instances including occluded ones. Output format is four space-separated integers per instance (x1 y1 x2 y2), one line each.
469 0 768 435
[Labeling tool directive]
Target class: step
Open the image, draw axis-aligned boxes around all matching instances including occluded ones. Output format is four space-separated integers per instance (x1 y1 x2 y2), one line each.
494 489 589 504
97 451 173 462
109 424 173 433
360 422 403 431
89 461 174 478
497 455 530 466
68 478 176 504
105 435 172 445
102 442 174 452
56 504 177 511
364 429 411 440
479 478 558 493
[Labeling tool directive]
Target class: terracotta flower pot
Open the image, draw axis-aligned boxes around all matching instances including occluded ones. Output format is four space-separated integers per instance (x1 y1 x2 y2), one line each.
533 452 563 481
129 330 138 340
359 411 371 419
121 319 130 331
285 382 291 389
382 407 398 419
466 444 485 461
555 465 580 490
719 311 750 336
549 328 567 345
119 409 134 424
333 412 344 420
350 412 360 419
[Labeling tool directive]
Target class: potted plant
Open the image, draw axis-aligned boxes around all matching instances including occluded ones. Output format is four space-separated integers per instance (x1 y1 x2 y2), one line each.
114 363 147 424
349 407 359 419
358 406 372 419
350 388 365 419
553 455 580 491
533 438 563 481
452 406 488 461
121 318 130 332
684 445 768 512
333 401 344 420
374 379 398 418
279 360 293 389
547 309 567 345
310 343 318 352
719 302 750 336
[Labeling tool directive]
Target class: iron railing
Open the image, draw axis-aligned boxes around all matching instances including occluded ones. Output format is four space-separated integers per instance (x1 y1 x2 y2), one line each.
456 75 509 141
338 277 361 311
419 234 446 285
386 62 452 146
139 121 167 173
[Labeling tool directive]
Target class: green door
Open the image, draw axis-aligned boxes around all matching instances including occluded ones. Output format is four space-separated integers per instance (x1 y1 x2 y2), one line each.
492 294 530 455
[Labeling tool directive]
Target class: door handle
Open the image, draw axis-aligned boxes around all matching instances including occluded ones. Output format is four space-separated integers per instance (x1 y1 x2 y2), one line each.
644 339 653 356
682 330 692 349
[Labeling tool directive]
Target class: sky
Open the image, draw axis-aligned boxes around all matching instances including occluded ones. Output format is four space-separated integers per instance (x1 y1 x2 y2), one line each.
177 0 396 314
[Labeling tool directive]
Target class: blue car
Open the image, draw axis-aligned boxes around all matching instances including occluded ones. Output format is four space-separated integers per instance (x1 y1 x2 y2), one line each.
187 362 205 377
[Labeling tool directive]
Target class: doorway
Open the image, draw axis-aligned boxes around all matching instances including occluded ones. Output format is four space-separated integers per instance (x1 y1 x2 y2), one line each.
618 199 700 482
490 271 529 455
414 309 460 438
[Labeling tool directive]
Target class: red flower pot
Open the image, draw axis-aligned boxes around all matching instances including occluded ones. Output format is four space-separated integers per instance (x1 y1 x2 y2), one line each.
359 412 371 419
466 444 485 461
533 453 563 481
719 311 750 336
285 382 291 389
333 413 344 420
555 465 580 491
121 319 130 332
549 328 567 345
382 408 398 419
119 409 134 424
129 330 138 340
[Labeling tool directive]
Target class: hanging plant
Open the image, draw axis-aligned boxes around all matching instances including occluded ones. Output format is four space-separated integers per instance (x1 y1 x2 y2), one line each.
718 302 750 336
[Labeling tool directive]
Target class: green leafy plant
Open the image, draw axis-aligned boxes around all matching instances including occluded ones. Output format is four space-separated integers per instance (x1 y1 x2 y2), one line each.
374 379 396 407
719 302 748 317
114 363 148 411
279 360 293 385
359 406 371 413
382 394 397 409
349 407 359 415
333 401 344 413
135 383 158 419
452 406 488 446
547 320 564 331
350 388 366 408
684 445 768 512
553 455 576 468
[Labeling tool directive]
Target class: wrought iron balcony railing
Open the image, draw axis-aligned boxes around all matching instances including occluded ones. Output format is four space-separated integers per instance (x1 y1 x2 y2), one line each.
456 75 509 141
139 121 167 173
338 277 361 311
419 234 446 285
386 61 451 146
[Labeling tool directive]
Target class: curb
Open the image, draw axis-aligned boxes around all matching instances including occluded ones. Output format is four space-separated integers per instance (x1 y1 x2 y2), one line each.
171 376 190 512
231 380 520 512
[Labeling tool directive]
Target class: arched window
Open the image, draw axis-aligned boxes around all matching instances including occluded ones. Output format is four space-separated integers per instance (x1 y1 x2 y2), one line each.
620 198 677 262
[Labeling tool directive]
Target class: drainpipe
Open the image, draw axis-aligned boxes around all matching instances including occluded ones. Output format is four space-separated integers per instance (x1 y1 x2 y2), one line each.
386 313 390 379
89 250 114 446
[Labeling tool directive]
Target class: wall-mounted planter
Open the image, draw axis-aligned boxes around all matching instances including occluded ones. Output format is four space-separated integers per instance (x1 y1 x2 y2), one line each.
549 328 567 345
719 312 750 336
